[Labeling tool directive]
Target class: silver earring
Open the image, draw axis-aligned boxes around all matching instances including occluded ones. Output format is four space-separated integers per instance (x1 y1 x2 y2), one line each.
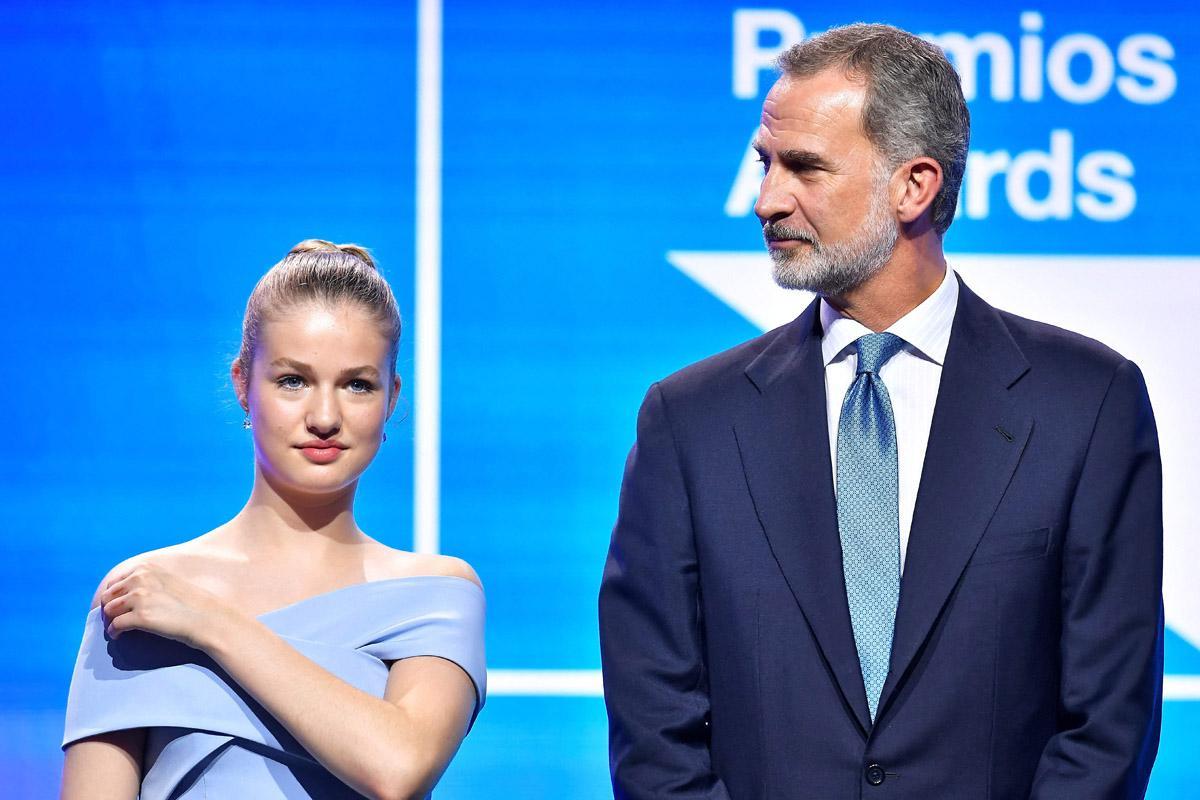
243 415 252 430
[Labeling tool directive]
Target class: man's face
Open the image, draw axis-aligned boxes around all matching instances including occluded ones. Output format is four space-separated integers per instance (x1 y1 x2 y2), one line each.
753 69 899 297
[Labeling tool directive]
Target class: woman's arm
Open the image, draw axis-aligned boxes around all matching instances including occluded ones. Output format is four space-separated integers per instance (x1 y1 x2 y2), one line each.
60 730 144 800
99 562 480 800
206 616 477 800
60 583 146 800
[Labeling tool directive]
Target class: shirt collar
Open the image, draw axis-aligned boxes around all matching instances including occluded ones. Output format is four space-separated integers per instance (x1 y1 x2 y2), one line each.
819 268 959 367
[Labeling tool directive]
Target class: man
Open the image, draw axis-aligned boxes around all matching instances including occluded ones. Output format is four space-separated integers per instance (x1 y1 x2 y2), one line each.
599 23 1162 800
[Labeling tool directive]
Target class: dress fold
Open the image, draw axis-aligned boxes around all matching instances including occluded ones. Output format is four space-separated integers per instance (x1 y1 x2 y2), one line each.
63 575 486 799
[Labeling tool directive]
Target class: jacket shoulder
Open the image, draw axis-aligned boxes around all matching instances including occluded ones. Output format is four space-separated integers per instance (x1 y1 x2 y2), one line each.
997 309 1131 381
654 318 796 402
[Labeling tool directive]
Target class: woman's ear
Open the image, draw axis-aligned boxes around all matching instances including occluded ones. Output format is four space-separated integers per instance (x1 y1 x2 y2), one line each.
387 375 402 418
231 359 249 412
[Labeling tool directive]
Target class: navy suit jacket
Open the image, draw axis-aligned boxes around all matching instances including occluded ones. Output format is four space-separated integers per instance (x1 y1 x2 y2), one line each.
599 278 1163 799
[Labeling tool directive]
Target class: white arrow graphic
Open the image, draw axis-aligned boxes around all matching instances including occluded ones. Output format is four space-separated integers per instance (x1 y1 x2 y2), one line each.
668 249 1200 670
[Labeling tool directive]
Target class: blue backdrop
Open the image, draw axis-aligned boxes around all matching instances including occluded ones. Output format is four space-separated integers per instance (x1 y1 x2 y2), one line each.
4 2 1197 797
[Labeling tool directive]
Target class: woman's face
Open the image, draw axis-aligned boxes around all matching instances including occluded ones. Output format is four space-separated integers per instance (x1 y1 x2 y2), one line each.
233 301 399 500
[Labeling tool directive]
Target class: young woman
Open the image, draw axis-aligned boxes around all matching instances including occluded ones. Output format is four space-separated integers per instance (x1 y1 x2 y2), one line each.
60 241 485 800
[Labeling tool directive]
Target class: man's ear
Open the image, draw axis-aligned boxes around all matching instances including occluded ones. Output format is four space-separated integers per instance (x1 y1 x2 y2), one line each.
894 156 943 225
231 359 249 412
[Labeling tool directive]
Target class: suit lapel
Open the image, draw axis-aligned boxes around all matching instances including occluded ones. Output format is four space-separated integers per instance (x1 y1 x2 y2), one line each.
735 300 873 735
876 278 1032 721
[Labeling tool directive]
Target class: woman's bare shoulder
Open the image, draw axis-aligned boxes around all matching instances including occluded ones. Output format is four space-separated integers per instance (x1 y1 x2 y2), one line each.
368 543 482 589
89 534 226 609
90 546 175 610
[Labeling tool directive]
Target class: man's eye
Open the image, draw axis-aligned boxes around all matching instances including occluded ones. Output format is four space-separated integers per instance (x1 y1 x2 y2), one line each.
348 379 375 394
277 375 305 391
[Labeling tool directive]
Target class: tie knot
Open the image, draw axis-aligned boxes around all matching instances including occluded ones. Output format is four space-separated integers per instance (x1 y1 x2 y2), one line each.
854 332 906 374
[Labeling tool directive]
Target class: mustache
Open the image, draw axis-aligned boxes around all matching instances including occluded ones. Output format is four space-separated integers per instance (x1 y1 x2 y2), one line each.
762 221 819 245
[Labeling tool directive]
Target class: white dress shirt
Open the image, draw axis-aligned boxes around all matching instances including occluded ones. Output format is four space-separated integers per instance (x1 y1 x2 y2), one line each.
821 269 959 573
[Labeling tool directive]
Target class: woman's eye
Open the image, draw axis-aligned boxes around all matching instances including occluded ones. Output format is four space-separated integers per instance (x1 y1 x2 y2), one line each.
277 375 305 391
348 379 375 394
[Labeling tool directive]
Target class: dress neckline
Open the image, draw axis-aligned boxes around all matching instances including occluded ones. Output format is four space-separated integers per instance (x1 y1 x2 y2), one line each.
83 574 481 624
255 574 482 619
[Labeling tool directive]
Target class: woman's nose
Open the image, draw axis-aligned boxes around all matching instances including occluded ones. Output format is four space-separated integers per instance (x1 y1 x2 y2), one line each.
305 388 342 436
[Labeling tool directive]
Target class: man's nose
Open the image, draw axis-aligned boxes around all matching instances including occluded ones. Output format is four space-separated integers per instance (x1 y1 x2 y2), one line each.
753 169 796 223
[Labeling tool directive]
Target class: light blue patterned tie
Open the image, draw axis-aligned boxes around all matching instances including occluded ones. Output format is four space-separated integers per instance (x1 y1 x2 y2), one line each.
837 332 906 723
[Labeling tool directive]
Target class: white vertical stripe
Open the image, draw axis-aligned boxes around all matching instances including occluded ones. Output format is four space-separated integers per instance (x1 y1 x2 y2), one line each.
414 0 442 555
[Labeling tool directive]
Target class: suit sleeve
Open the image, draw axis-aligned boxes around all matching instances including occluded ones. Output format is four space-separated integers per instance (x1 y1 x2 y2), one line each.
599 383 732 800
1029 359 1164 799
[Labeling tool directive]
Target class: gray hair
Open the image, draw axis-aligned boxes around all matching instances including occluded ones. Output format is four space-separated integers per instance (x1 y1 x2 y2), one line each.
778 23 970 235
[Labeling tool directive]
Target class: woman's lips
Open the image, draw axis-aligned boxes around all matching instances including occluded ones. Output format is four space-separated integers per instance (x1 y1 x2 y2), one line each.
298 445 345 464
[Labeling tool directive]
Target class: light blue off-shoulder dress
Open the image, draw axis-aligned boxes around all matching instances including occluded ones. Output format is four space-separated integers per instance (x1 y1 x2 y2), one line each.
63 575 486 799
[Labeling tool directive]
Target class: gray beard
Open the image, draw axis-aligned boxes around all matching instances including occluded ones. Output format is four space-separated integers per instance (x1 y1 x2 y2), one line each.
765 188 899 297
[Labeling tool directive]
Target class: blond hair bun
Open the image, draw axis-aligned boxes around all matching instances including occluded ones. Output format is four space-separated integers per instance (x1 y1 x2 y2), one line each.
287 239 378 271
235 239 401 390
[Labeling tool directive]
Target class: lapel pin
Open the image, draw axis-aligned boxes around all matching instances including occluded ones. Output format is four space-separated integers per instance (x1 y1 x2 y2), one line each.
993 425 1014 442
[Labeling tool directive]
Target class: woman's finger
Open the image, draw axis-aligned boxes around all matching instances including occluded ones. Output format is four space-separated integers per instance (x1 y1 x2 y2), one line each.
99 580 126 606
102 587 148 621
101 573 137 604
102 575 136 603
101 565 159 604
102 593 131 621
101 563 142 594
105 607 140 639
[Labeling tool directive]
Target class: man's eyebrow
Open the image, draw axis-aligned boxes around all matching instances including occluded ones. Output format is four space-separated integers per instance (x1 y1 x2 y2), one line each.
777 149 832 169
751 145 833 170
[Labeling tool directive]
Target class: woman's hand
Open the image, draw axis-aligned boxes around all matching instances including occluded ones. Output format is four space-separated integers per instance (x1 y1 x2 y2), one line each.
99 562 236 651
